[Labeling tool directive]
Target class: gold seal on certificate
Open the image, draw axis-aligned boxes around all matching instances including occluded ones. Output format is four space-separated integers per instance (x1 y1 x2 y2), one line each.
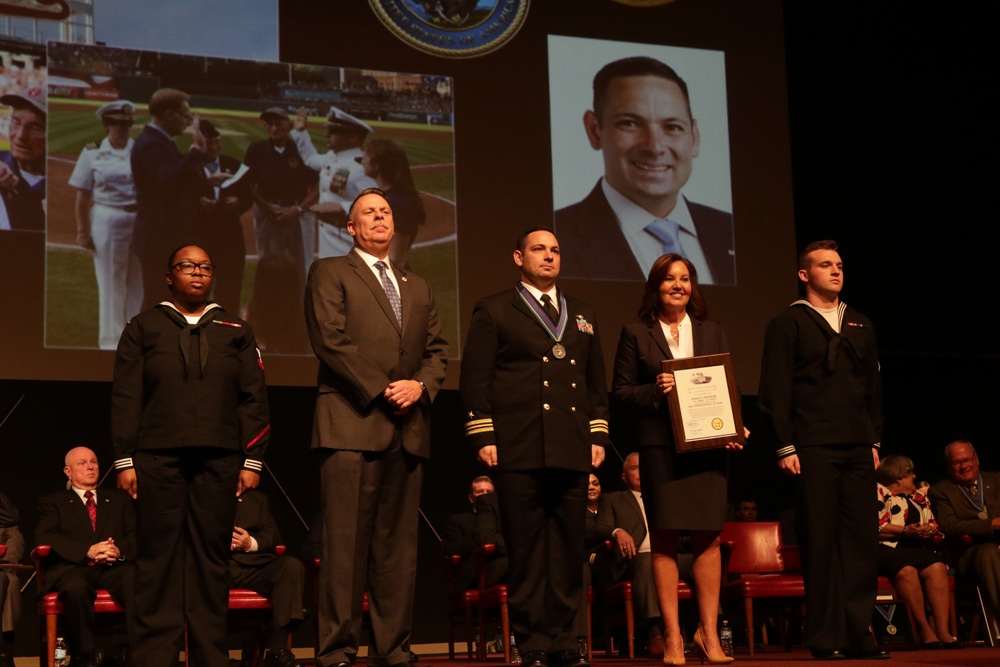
660 353 746 453
552 343 566 359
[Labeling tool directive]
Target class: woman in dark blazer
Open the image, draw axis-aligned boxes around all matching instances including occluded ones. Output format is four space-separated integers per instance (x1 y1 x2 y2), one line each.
612 253 740 665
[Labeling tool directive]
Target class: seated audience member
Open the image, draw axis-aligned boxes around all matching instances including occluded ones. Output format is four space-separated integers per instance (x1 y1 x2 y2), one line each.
735 498 758 522
876 455 961 649
442 476 506 591
597 453 665 658
929 440 1000 624
1 492 24 667
36 447 134 667
580 473 608 653
230 489 305 667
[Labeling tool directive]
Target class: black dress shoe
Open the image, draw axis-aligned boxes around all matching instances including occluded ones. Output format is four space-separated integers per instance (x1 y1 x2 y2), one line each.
550 649 589 667
264 647 302 667
520 650 549 667
810 649 847 660
920 640 946 650
942 640 965 649
846 648 891 660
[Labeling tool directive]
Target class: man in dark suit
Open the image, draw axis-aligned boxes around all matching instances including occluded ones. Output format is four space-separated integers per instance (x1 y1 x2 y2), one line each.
442 476 506 592
130 88 226 309
0 493 24 667
36 447 135 667
304 187 448 667
929 440 1000 623
230 490 305 667
596 452 664 658
460 226 609 667
196 120 252 313
554 57 736 285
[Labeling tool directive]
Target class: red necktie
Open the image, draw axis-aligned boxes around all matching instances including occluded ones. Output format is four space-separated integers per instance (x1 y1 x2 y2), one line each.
84 490 97 531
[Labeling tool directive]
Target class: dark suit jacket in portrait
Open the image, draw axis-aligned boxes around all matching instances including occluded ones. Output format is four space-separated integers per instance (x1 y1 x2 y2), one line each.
555 181 736 284
130 124 208 308
612 318 729 448
35 488 136 594
196 153 252 312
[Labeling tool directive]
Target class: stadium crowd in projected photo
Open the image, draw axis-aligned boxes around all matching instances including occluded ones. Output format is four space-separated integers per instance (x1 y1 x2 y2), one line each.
44 42 458 354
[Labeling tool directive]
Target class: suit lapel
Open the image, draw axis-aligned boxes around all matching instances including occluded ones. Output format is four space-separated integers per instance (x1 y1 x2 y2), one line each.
584 184 645 279
691 318 706 356
94 493 111 537
67 490 95 535
647 322 673 361
349 249 402 335
624 491 644 528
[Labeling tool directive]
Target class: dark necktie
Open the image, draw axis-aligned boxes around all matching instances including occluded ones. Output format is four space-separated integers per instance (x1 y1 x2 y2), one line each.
541 293 558 324
969 482 979 498
84 490 96 531
374 261 402 326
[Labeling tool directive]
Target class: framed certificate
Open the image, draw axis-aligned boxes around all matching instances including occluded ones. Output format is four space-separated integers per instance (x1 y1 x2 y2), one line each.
661 353 746 453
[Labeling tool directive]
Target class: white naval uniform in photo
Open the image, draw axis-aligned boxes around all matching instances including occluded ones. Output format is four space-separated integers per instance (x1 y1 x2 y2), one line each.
69 137 143 350
292 130 376 260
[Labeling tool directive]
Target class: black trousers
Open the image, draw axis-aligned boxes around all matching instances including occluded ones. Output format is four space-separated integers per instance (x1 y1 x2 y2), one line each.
797 445 878 653
230 556 306 630
317 443 423 667
51 562 133 654
131 448 240 667
495 469 588 655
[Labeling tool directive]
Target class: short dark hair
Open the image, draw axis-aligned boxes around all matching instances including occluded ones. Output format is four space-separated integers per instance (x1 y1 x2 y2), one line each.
515 226 556 253
593 56 692 121
347 187 387 221
167 244 209 268
798 240 839 271
637 253 708 325
148 88 190 118
876 455 915 487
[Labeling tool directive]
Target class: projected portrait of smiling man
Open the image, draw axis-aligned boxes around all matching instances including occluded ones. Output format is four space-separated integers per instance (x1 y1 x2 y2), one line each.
551 39 737 285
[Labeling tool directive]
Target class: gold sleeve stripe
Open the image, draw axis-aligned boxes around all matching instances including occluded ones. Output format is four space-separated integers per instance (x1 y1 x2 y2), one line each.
590 419 610 434
466 418 493 427
465 425 495 436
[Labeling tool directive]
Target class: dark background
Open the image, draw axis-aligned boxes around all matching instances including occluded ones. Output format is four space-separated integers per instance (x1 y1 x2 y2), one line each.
2 0 996 655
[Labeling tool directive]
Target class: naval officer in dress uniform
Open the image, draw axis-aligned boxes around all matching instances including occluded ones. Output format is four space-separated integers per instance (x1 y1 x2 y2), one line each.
460 226 609 667
69 100 143 349
292 106 376 261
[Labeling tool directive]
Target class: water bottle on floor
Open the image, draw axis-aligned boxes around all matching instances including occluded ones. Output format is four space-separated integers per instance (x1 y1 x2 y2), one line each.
54 636 70 667
510 633 521 663
720 620 733 657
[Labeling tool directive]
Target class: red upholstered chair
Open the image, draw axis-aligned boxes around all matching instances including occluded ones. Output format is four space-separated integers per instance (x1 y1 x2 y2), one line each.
599 541 686 659
443 553 478 660
184 545 288 667
32 545 129 667
473 544 510 663
720 521 805 656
